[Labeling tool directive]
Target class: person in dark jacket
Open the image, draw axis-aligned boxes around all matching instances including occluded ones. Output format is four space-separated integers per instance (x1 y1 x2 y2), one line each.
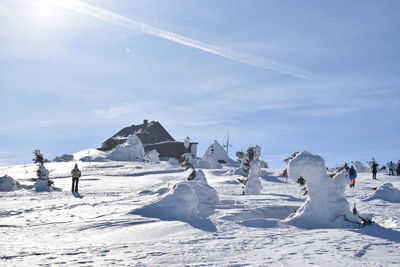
71 164 81 193
348 165 357 188
397 161 400 176
388 161 395 176
371 160 378 179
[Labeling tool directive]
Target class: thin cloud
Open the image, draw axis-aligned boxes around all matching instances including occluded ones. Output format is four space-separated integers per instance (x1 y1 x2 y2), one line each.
52 0 313 80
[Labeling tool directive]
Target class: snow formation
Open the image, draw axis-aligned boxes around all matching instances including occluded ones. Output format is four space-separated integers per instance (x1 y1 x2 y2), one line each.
285 151 360 228
351 161 369 173
144 149 160 163
198 154 223 169
0 175 19 192
53 154 74 162
134 170 219 220
366 183 400 203
107 135 145 162
203 140 232 163
34 165 53 192
245 160 262 195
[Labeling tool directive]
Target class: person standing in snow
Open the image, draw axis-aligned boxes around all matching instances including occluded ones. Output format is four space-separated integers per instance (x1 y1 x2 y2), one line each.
397 161 400 176
388 161 395 176
71 164 81 193
371 160 378 180
348 165 357 188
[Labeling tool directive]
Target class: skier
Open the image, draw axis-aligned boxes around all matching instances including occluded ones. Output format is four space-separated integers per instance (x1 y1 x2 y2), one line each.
388 161 395 176
371 160 378 180
397 161 400 176
348 165 357 188
71 164 81 193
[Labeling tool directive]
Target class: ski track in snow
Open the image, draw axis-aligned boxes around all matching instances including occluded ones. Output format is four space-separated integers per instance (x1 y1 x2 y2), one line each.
1 161 400 266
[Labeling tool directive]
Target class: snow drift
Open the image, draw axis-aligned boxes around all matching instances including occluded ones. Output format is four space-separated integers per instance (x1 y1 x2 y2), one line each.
133 170 219 221
144 149 159 163
0 175 20 192
108 135 145 162
285 151 362 228
365 183 400 203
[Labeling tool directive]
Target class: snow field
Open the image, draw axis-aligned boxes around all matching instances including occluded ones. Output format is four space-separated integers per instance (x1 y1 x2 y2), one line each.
0 160 400 266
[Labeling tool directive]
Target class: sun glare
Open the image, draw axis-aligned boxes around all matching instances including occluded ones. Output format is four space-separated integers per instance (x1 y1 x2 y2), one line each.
31 0 70 26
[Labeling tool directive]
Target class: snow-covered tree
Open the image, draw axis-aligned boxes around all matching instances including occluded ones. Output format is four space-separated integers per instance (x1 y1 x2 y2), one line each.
33 150 53 192
237 145 263 195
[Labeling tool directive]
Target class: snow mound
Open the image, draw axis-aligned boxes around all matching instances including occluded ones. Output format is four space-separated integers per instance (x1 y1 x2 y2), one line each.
144 149 159 163
108 135 145 162
285 151 360 228
198 154 223 169
73 149 107 160
203 140 232 163
365 183 400 203
133 170 219 220
245 161 262 195
79 156 109 162
168 158 180 165
352 161 369 173
0 175 20 192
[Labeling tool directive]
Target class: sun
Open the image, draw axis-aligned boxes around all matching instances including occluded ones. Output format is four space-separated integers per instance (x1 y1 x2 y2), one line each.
31 0 71 25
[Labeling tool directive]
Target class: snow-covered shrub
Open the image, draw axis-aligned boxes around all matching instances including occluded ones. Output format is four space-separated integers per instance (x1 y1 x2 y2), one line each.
0 175 20 192
108 135 145 162
144 149 160 163
34 164 53 192
203 140 232 163
244 160 262 195
365 183 400 203
285 151 369 228
236 146 263 195
133 170 219 220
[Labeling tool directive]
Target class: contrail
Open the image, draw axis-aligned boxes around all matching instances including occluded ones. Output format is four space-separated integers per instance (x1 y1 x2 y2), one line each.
52 0 313 80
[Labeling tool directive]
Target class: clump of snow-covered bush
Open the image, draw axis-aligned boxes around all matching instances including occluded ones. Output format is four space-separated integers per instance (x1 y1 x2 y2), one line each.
285 151 371 228
108 135 145 162
34 164 53 192
133 170 219 220
244 161 262 195
0 175 20 192
365 183 400 203
144 149 160 163
236 146 263 195
33 150 54 192
203 140 232 163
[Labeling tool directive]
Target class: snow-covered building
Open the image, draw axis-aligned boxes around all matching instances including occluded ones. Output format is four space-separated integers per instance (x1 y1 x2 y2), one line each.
203 140 232 163
99 120 198 158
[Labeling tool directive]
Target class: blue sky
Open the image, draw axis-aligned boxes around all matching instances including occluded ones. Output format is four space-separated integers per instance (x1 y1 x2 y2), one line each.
0 0 399 168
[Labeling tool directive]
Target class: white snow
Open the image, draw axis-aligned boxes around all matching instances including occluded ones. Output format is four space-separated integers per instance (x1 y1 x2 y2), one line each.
107 135 145 162
198 154 223 169
286 151 361 228
366 183 400 203
352 160 370 173
203 140 232 163
0 157 399 266
134 170 219 220
0 175 19 192
144 149 160 163
73 148 108 160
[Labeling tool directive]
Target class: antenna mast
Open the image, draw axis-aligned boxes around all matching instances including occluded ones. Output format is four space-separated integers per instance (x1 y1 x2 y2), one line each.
223 131 233 155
